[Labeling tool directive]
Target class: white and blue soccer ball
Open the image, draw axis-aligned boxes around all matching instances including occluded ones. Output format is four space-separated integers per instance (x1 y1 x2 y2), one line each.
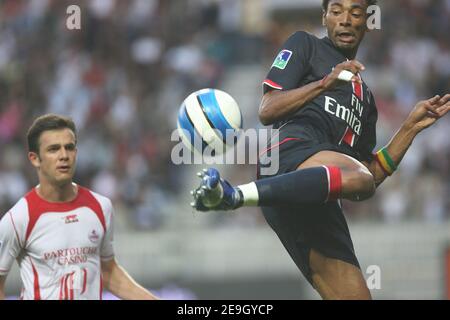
177 88 243 155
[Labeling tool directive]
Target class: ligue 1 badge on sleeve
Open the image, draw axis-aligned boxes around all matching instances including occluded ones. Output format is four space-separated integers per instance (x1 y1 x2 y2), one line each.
272 49 293 70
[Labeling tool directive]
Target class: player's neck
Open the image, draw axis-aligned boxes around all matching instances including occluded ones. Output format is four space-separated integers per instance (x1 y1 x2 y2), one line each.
36 181 78 203
340 48 358 60
325 36 359 60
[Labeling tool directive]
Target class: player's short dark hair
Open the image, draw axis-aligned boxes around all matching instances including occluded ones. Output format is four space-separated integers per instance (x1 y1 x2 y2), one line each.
322 0 378 11
27 114 77 154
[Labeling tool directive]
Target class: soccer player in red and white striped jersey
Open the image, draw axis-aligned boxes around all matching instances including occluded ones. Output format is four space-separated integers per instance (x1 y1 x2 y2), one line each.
0 114 158 300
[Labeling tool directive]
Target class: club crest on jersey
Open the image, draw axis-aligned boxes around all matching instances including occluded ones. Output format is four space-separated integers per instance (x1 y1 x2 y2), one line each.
64 214 79 224
272 49 292 70
88 230 100 243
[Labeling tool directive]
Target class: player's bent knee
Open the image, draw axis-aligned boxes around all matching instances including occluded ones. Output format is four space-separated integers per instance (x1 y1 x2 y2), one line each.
343 168 375 201
355 169 376 201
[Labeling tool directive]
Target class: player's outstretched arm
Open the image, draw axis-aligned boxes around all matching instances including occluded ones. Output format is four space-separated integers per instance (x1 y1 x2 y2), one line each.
101 258 159 300
259 60 365 125
364 94 450 186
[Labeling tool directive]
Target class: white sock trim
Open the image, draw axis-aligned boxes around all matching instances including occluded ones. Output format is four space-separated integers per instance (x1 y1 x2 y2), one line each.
237 182 259 206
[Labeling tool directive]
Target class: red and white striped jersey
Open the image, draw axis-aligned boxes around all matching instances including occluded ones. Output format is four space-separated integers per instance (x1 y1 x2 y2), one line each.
0 185 115 300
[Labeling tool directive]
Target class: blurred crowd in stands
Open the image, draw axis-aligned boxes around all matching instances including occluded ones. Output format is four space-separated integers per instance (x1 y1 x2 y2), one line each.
0 0 448 228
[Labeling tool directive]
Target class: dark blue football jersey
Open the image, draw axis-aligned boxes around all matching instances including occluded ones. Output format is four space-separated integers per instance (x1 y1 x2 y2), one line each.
263 31 378 163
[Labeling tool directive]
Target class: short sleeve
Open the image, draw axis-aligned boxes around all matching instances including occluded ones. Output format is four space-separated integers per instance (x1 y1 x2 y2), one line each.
100 199 115 261
263 31 313 94
0 212 23 275
356 93 378 163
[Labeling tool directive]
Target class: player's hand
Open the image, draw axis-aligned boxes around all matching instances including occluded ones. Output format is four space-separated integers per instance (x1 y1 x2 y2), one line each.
321 60 365 90
405 94 450 132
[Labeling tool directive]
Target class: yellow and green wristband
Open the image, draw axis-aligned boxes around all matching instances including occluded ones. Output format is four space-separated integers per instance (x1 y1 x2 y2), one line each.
375 148 397 176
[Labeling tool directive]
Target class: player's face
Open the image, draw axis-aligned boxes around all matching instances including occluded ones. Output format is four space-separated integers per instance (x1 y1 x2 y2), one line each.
323 0 369 56
29 128 77 186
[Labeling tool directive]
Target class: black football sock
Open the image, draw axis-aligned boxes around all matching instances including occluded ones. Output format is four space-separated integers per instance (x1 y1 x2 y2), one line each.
238 166 342 206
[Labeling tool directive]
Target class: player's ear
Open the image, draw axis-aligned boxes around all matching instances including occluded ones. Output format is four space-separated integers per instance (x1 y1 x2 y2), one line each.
28 151 41 169
364 13 371 32
322 10 327 26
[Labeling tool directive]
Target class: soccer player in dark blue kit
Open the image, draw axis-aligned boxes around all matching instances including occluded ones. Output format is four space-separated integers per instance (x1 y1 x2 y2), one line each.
191 0 450 299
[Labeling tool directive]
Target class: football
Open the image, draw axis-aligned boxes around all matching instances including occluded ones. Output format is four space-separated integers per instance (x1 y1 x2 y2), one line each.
177 88 243 155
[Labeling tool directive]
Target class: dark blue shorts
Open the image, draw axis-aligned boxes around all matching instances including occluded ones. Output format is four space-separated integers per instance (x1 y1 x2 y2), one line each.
257 120 360 286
